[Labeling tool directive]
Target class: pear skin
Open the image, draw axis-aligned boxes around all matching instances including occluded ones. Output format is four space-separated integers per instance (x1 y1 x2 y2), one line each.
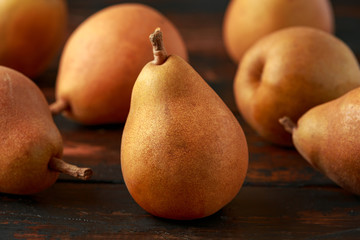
223 0 334 62
50 3 187 125
0 66 92 195
121 29 248 220
280 87 360 195
0 0 67 78
234 27 360 146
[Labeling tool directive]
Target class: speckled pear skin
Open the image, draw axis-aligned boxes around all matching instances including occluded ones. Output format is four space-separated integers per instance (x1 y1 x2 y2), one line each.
121 55 248 220
0 66 62 194
292 87 360 195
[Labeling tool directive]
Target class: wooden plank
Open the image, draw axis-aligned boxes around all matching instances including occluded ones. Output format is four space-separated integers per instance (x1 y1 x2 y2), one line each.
2 1 360 239
1 183 359 239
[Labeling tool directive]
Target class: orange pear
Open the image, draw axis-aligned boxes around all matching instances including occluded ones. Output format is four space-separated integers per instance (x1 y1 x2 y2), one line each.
234 27 360 146
0 66 92 195
223 0 333 62
121 29 248 220
280 87 360 195
50 3 187 125
0 0 67 78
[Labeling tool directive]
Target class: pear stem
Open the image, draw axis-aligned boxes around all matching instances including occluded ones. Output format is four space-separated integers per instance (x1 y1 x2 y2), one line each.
48 157 93 180
150 28 168 65
279 116 297 134
49 98 69 115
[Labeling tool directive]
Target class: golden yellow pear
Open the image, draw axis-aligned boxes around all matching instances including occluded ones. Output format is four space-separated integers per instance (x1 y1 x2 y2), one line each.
121 29 248 220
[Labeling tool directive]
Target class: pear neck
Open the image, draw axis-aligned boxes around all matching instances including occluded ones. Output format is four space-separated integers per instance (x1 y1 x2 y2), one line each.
150 28 168 65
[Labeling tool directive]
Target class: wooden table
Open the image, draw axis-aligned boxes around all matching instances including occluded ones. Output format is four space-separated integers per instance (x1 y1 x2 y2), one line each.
2 0 360 239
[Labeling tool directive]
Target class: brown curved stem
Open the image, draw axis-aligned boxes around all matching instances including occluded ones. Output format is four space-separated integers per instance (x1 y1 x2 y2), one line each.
149 28 168 65
49 157 93 180
279 116 297 134
49 98 69 115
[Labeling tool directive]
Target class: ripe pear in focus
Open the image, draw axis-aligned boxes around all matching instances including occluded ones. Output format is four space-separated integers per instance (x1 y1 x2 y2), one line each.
121 29 248 220
234 27 360 146
0 66 92 195
280 87 360 195
0 0 67 78
223 0 334 62
51 3 187 125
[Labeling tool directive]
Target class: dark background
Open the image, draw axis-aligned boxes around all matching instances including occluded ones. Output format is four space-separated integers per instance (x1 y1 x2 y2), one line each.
2 1 360 239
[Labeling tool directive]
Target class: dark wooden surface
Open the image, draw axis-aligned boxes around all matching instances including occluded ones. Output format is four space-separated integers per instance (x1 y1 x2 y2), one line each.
2 0 360 239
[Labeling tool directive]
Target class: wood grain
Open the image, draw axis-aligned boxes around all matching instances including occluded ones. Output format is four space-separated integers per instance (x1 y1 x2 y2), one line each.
2 0 360 238
1 183 359 239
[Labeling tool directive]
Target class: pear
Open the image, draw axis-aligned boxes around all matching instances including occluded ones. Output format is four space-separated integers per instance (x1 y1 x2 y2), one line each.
0 66 92 195
234 27 360 146
223 0 334 62
50 3 187 125
280 87 360 195
0 0 67 78
121 29 248 220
